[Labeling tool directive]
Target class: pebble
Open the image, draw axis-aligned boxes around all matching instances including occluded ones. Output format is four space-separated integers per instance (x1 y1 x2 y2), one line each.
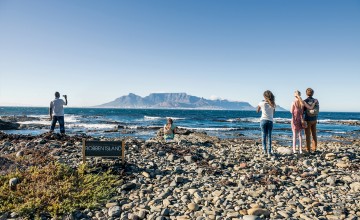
9 178 19 190
242 215 261 220
188 203 199 211
108 206 121 217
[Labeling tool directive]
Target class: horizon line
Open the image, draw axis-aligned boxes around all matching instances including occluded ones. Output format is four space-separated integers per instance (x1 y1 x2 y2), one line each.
1 105 359 113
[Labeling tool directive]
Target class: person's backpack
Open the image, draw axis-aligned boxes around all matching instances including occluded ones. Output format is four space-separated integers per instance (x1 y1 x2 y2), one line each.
305 98 319 117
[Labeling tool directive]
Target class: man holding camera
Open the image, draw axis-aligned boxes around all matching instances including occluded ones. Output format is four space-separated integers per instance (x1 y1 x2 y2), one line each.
49 91 68 134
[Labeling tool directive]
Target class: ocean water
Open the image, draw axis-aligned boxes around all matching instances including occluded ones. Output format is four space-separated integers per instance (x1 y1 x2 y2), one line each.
1 107 359 144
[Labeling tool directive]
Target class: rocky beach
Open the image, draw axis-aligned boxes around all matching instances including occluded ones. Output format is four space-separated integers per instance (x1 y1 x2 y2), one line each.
1 126 360 220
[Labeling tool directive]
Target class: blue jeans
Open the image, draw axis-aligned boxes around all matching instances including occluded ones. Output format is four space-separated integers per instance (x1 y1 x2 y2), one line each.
260 120 273 153
50 116 65 133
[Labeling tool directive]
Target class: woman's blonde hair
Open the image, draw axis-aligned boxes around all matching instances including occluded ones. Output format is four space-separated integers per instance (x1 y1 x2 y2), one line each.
263 90 276 108
294 90 304 108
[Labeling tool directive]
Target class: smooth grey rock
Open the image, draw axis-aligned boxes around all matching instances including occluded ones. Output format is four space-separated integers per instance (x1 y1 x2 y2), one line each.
108 206 121 217
327 176 336 186
121 183 136 191
242 215 261 220
303 159 311 166
277 147 293 155
9 178 18 190
161 208 170 216
175 176 184 183
184 156 194 163
350 182 360 192
188 203 199 211
16 150 24 157
138 210 147 219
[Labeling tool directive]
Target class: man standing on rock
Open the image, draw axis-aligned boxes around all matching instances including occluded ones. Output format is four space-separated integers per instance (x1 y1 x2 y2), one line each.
49 92 68 134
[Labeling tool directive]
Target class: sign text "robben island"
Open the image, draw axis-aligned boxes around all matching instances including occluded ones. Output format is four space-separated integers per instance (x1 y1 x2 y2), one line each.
82 139 125 164
86 145 122 152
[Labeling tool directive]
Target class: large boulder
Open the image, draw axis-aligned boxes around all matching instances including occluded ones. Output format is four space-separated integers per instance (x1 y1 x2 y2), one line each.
0 119 19 130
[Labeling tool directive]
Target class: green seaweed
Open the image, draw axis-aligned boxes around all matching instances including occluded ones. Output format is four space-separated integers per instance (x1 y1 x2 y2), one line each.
0 162 121 219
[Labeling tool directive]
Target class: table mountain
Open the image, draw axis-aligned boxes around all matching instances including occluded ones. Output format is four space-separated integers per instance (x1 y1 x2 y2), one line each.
96 93 273 110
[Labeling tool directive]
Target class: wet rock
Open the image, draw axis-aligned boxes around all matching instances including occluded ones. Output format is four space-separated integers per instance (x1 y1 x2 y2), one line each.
0 119 19 130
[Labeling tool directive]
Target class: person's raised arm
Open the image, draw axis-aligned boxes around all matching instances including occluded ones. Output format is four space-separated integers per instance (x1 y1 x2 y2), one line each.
307 100 317 109
256 105 261 113
63 95 68 105
296 95 317 109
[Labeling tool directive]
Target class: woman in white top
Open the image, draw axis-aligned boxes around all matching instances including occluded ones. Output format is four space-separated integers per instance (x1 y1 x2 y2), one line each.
257 90 276 156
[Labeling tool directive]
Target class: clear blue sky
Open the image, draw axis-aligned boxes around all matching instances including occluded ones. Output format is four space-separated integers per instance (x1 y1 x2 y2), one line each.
0 0 359 111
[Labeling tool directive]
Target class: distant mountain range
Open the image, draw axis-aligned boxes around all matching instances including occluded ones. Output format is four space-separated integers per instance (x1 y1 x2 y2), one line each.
95 93 287 111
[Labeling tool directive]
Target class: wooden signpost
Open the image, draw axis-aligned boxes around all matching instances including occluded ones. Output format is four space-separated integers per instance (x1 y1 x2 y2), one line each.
82 139 125 165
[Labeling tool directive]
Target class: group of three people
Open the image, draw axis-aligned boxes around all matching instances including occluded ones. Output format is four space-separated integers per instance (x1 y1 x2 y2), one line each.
258 88 319 157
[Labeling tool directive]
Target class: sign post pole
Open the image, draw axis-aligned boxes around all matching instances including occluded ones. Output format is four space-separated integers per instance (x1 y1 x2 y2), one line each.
122 141 125 165
82 138 86 164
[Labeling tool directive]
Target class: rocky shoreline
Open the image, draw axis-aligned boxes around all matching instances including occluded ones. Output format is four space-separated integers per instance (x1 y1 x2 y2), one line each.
0 129 360 220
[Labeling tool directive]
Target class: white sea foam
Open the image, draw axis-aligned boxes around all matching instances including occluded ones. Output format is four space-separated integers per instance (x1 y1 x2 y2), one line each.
68 123 117 129
178 126 240 131
18 114 80 125
226 118 242 122
126 125 139 129
28 114 48 119
332 131 346 134
240 117 261 123
166 117 186 120
143 116 185 121
18 121 50 125
64 114 81 123
318 119 360 124
144 116 163 121
273 118 291 123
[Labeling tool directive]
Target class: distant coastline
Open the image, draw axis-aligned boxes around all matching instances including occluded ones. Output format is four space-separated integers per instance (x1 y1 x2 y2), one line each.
94 92 288 111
